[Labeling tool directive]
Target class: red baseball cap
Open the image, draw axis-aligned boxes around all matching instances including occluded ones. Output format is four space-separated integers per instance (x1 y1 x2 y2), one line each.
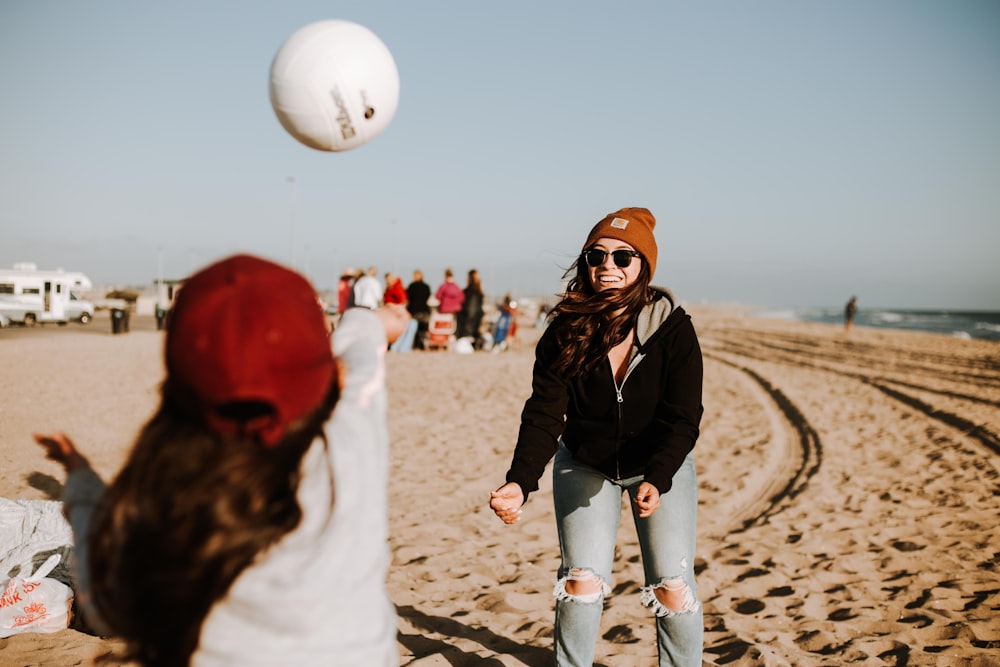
166 254 336 446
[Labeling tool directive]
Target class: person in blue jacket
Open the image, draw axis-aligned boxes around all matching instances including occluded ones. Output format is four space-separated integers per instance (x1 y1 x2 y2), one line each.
490 207 704 666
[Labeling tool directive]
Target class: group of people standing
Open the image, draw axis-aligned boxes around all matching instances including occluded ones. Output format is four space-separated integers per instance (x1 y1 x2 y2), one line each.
335 265 512 351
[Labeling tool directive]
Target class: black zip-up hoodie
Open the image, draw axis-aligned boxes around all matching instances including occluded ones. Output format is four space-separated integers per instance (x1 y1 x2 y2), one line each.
505 288 703 498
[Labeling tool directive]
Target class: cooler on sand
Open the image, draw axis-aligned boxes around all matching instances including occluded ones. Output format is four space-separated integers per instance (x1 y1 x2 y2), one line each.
427 312 456 351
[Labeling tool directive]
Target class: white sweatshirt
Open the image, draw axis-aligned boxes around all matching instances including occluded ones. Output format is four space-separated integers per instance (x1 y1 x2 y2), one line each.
65 308 397 665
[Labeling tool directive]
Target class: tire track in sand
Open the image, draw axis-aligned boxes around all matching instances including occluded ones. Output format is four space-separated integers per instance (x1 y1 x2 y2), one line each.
703 356 822 534
706 327 1000 459
694 316 1000 665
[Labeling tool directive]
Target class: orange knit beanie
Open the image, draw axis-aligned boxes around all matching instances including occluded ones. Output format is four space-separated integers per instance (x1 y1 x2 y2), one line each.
582 207 657 277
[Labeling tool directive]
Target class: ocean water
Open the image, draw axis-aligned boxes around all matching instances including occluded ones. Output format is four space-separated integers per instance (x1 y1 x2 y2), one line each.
752 307 1000 342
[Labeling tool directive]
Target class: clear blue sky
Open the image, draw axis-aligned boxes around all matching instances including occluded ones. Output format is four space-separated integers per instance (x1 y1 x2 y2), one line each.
2 1 998 309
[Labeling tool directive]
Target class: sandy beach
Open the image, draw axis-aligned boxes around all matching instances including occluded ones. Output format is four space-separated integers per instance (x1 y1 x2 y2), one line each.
1 307 998 666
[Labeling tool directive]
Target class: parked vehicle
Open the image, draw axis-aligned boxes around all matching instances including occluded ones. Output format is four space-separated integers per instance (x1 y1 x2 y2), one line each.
0 263 93 326
64 292 96 324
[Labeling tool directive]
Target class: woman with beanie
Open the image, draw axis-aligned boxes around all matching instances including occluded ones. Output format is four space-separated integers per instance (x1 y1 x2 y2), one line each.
490 208 704 666
35 254 408 667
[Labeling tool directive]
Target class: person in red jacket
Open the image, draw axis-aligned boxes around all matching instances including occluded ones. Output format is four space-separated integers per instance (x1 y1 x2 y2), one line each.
383 272 407 306
336 267 356 315
490 208 704 666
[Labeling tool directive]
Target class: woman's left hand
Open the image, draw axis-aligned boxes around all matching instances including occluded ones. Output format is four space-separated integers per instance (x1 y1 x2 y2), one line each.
374 303 411 344
634 482 660 518
34 432 91 474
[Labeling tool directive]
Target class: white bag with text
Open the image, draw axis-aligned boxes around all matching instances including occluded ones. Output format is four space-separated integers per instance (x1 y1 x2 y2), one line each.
0 554 73 637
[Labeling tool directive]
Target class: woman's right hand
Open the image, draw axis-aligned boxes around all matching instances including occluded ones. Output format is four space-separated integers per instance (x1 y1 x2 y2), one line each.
489 482 524 524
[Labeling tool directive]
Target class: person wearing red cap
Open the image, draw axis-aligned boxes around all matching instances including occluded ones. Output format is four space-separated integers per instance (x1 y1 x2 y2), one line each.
35 254 408 667
490 208 705 666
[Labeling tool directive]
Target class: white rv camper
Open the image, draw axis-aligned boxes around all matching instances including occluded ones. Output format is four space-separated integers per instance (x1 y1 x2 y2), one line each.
0 263 94 326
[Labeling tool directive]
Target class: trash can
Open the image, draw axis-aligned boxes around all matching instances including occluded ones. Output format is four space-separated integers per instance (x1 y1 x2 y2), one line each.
111 308 130 334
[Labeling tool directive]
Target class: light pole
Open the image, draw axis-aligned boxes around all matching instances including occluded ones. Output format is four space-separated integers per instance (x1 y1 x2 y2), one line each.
287 176 297 268
390 218 399 276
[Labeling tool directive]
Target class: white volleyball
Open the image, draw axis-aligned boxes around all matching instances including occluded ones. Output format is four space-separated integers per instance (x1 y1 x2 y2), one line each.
269 20 400 152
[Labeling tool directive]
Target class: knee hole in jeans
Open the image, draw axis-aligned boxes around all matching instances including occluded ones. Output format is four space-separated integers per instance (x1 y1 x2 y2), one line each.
553 568 611 605
640 577 699 617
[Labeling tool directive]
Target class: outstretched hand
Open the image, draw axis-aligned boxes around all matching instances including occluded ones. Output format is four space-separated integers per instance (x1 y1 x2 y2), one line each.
34 432 91 474
374 303 411 344
490 482 525 524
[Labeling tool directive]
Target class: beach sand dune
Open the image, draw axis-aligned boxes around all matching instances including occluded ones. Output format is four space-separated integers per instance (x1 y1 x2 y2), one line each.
1 308 998 665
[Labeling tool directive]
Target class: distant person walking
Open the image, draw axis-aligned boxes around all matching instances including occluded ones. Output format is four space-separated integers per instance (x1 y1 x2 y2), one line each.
845 295 858 332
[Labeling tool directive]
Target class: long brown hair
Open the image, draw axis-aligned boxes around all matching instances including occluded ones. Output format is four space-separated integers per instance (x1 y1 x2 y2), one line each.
547 255 653 377
89 379 340 667
466 269 483 295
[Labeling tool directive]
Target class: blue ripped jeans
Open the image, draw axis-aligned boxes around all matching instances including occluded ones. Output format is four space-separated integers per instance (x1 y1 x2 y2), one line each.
552 444 702 667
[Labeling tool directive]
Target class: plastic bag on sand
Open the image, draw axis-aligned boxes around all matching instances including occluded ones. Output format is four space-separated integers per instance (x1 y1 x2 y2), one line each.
0 497 74 585
0 553 73 637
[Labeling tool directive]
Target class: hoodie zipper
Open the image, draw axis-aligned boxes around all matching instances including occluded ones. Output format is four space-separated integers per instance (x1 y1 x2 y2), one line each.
611 350 644 480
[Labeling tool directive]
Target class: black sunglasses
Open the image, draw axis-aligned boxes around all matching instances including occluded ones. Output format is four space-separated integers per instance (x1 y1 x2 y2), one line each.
581 248 641 268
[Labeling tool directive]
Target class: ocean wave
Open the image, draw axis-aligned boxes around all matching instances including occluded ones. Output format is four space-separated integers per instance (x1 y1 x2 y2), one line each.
779 307 1000 341
751 309 798 320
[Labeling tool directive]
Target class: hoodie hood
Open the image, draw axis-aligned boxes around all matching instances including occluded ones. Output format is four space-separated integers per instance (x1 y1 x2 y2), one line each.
635 286 678 346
